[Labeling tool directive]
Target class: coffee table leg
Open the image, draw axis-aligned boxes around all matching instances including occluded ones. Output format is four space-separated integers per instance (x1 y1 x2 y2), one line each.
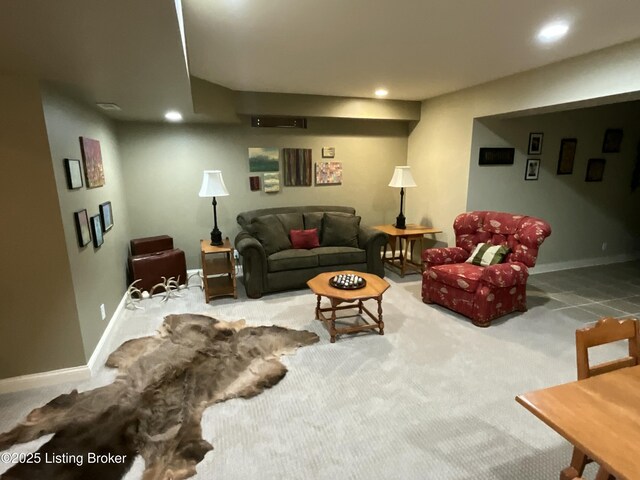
315 295 321 320
330 299 338 343
377 296 384 335
358 299 363 314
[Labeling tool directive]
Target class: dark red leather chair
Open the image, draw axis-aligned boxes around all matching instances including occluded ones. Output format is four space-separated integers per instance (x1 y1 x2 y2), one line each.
128 235 187 293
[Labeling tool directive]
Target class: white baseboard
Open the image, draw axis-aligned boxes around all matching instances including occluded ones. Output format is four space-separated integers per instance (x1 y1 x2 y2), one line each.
0 366 91 395
532 252 640 274
87 290 128 374
0 290 129 394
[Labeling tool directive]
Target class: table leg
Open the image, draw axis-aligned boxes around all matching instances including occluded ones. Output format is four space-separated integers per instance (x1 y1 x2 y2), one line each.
329 299 338 343
358 299 363 314
402 237 411 277
315 295 321 320
377 296 384 335
594 466 614 480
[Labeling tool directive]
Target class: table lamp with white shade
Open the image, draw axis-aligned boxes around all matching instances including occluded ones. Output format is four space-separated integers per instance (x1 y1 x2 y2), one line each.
388 166 417 229
199 170 229 246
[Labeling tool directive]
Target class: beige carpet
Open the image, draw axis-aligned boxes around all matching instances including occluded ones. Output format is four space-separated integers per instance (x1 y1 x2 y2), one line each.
1 267 634 479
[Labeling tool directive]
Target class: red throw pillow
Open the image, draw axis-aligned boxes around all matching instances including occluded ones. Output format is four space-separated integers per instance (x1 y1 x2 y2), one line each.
290 228 320 249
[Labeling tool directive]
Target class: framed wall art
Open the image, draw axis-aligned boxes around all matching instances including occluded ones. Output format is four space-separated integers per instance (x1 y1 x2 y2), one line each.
263 172 280 193
74 209 91 247
64 158 83 189
528 133 543 155
283 148 312 186
322 147 335 158
525 158 540 181
99 201 113 232
585 158 606 182
248 147 279 172
557 138 577 175
315 162 342 185
90 214 104 248
602 128 623 153
478 147 515 166
79 137 105 188
249 176 261 191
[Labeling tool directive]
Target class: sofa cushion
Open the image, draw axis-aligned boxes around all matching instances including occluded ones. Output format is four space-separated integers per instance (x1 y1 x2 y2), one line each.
290 228 320 249
429 263 484 293
466 243 510 267
321 213 361 247
313 246 366 266
267 249 319 272
275 213 304 233
303 212 324 231
251 215 291 255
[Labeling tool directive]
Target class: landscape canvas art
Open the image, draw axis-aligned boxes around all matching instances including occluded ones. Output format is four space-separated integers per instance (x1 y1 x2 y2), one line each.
263 172 280 192
248 147 279 172
79 137 105 188
315 162 342 185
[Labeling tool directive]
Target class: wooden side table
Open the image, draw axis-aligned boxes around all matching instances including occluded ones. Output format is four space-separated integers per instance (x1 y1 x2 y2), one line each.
200 238 237 302
373 224 442 277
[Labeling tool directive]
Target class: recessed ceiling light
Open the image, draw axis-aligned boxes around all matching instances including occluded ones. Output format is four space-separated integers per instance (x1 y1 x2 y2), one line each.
537 21 570 43
375 88 388 97
164 110 183 122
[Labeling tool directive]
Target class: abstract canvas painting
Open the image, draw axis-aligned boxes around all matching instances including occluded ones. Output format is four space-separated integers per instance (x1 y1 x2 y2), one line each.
249 147 279 172
263 172 280 193
79 137 105 188
315 162 342 185
283 148 312 186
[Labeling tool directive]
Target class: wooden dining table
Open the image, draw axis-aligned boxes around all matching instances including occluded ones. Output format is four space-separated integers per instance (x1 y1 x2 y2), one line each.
516 365 640 480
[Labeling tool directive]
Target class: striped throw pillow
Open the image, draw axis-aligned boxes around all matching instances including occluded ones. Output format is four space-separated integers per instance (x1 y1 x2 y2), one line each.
465 243 510 267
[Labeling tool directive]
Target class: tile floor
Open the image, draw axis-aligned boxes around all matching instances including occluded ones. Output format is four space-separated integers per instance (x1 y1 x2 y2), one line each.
528 260 640 321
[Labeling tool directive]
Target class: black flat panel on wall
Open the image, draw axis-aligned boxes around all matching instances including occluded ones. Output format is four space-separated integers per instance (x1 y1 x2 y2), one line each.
478 147 515 165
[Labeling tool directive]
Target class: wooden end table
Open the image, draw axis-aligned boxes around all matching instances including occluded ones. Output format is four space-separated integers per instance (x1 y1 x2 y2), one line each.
307 271 390 343
373 224 442 277
200 238 237 302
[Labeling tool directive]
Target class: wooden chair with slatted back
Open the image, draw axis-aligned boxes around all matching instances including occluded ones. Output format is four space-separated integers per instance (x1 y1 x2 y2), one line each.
559 316 640 480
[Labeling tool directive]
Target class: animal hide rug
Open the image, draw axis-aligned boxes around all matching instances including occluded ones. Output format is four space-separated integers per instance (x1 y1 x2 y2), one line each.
0 313 319 480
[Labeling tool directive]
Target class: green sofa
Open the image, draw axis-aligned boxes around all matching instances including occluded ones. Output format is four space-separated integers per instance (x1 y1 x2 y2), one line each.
234 206 388 298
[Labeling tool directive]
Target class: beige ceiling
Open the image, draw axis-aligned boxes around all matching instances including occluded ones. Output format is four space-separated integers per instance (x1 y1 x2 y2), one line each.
184 0 640 101
1 1 640 121
0 0 192 121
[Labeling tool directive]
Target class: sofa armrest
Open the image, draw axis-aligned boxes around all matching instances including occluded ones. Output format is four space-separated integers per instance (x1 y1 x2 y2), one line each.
234 231 267 298
422 247 469 269
358 227 388 277
480 262 529 287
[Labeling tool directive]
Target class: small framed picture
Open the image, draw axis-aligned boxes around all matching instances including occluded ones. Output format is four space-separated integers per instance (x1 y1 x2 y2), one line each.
585 158 606 182
99 201 113 232
64 159 83 189
557 138 577 175
74 209 91 247
90 214 104 248
525 158 540 181
602 129 623 153
528 133 543 155
322 147 335 158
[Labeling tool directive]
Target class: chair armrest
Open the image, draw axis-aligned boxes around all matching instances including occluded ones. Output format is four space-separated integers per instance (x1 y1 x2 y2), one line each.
234 231 267 298
358 227 388 277
422 247 469 269
480 262 529 287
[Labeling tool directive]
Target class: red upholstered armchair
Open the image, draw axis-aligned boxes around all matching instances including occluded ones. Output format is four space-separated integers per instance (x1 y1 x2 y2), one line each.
421 211 551 327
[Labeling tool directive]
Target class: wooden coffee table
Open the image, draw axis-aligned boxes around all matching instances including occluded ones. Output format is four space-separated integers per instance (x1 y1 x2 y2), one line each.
307 271 390 343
